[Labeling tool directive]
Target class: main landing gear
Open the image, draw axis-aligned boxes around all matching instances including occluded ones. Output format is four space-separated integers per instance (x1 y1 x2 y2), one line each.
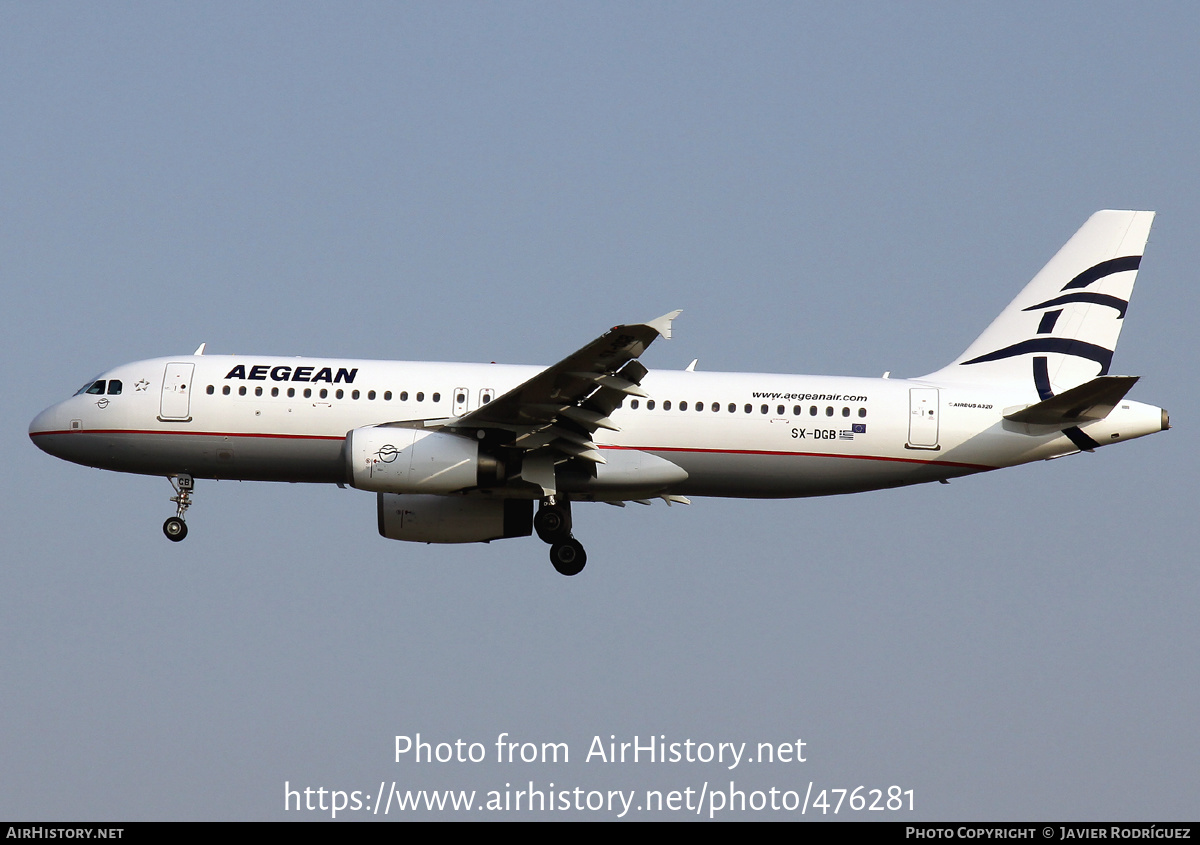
163 474 194 542
536 497 586 576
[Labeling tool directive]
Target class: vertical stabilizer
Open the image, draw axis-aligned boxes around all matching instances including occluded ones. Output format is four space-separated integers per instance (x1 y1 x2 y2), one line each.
923 210 1154 395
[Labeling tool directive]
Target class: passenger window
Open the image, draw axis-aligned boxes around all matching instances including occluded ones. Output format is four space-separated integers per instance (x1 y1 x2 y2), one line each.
647 400 656 410
842 407 850 417
680 401 688 411
825 406 833 416
760 404 768 414
319 388 328 399
351 390 360 400
663 400 672 410
239 386 247 396
206 385 214 395
630 399 639 409
271 387 279 397
744 404 752 414
728 403 736 413
433 392 441 402
255 386 263 397
793 405 801 416
859 408 867 418
712 402 720 412
107 380 122 395
368 390 376 400
416 392 424 402
777 405 784 415
287 387 295 398
222 385 230 396
400 391 409 401
303 388 311 398
810 406 817 416
384 391 392 400
336 389 344 399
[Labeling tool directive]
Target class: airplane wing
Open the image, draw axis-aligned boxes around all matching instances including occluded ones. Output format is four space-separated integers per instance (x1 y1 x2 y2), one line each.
444 310 681 494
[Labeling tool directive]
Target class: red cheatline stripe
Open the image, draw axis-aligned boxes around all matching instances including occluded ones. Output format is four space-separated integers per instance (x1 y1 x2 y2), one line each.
30 428 346 441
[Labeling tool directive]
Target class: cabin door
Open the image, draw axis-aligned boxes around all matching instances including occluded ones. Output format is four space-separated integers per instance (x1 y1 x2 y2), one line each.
160 363 195 421
907 388 939 449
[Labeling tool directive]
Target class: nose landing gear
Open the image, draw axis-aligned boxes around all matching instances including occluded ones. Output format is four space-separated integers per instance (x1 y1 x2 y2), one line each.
536 497 587 576
163 474 194 542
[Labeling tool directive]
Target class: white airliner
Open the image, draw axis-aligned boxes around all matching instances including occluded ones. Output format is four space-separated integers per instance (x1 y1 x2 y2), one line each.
30 211 1168 575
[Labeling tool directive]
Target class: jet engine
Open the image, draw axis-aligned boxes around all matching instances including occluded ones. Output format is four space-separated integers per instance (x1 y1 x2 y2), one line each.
345 426 506 494
377 493 533 543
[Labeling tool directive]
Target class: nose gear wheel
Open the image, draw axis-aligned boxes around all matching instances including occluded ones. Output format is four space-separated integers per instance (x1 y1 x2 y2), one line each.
163 474 194 542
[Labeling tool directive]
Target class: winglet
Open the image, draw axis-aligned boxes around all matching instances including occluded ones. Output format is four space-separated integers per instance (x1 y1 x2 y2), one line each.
194 342 207 356
646 310 682 340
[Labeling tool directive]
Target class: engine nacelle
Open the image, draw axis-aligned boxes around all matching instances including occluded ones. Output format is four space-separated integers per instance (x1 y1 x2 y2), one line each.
377 494 533 543
346 426 503 494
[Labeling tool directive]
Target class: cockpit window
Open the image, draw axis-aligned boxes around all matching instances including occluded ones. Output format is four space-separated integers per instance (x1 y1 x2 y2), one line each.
76 379 123 395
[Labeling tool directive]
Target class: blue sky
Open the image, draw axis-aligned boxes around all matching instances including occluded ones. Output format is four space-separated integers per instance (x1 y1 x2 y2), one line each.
3 3 1197 820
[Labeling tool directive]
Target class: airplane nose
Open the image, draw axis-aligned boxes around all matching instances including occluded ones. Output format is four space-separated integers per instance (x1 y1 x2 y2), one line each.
29 405 61 451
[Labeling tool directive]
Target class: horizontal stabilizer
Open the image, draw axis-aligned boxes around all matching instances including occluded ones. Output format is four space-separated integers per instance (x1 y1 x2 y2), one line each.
1003 375 1139 426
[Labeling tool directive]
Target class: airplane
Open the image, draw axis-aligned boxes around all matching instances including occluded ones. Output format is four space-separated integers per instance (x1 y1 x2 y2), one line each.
29 210 1169 575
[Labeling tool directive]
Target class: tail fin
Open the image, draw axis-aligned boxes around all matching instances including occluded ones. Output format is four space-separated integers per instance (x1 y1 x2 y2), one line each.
923 210 1154 396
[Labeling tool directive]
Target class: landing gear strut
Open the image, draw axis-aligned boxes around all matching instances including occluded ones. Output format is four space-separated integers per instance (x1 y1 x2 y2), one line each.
163 474 194 542
537 497 586 576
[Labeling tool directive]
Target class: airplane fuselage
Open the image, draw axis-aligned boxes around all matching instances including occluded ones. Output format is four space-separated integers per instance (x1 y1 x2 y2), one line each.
29 353 1166 500
27 212 1171 574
